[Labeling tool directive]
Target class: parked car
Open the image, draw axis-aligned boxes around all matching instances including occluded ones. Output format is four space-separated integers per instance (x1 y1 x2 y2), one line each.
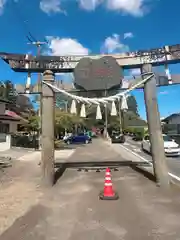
141 134 180 157
64 133 92 145
110 131 125 144
63 133 72 141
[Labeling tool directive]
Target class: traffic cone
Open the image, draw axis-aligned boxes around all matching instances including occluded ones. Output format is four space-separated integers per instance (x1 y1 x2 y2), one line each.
99 168 119 200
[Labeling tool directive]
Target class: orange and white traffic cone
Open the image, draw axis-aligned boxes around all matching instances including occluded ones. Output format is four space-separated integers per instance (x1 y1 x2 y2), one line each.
99 168 119 200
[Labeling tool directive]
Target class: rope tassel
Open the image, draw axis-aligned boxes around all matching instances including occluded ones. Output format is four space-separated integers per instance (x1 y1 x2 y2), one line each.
25 72 31 94
96 104 102 119
70 100 77 114
110 101 117 116
80 103 86 118
164 64 172 84
121 95 128 110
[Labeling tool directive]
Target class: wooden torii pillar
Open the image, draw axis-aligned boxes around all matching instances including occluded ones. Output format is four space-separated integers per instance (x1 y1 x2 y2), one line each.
41 70 55 186
142 64 169 189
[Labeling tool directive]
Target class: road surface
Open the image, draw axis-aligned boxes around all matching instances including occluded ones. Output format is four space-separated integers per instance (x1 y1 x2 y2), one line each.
123 137 180 178
1 139 180 240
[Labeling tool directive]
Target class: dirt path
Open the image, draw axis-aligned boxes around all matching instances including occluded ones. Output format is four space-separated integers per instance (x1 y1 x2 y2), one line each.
0 140 180 240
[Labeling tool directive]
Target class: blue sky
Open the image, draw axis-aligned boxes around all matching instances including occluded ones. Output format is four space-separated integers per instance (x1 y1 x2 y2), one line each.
0 0 180 119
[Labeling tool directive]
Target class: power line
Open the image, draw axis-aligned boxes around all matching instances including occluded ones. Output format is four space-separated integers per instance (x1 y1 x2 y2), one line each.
27 39 48 49
9 0 37 43
26 40 47 96
27 39 48 150
9 0 49 50
27 32 37 43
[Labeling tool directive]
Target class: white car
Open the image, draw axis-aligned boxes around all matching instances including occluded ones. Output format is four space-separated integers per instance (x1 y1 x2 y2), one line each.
63 133 72 141
141 134 180 157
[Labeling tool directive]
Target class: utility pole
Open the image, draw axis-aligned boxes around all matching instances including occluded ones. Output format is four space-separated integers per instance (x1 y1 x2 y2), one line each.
27 39 47 149
142 64 170 188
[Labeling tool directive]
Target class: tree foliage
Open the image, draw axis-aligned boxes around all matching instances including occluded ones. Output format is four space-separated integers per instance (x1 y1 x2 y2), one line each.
22 115 40 132
127 95 139 116
21 87 142 133
55 109 85 135
0 80 17 102
0 80 34 114
123 111 147 128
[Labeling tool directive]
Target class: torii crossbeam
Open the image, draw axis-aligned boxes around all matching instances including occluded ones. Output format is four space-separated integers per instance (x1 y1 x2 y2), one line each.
1 44 180 73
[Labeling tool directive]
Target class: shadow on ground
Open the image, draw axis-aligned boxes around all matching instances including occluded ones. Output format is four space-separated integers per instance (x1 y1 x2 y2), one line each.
54 160 152 184
0 204 48 240
55 143 86 150
0 163 12 171
130 165 156 182
0 158 12 172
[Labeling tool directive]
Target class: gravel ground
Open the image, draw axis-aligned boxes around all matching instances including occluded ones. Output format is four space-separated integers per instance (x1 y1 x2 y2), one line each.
0 158 43 235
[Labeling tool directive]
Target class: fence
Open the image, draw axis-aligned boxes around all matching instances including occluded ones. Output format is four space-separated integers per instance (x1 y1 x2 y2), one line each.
162 124 180 134
0 134 11 151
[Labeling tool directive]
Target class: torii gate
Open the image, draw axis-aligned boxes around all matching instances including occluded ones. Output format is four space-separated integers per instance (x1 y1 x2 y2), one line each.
1 44 180 188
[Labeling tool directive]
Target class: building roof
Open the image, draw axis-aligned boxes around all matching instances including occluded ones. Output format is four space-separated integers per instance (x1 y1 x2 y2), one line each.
0 110 28 122
162 113 180 122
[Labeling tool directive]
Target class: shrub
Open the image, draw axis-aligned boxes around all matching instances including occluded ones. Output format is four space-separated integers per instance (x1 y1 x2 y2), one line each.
11 134 39 149
54 140 65 149
130 127 145 141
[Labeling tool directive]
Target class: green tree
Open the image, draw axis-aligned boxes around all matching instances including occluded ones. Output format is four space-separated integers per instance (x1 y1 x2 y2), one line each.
127 95 139 116
23 115 40 133
4 80 17 103
123 111 146 127
0 80 15 102
55 109 85 136
1 80 35 116
56 88 141 130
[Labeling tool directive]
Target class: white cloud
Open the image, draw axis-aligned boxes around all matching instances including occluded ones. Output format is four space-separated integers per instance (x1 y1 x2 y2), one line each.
47 36 89 55
101 34 129 54
46 33 131 57
79 0 148 16
0 0 6 15
39 0 150 17
106 0 145 16
40 0 66 15
159 91 169 95
124 32 134 39
78 0 102 10
131 68 141 76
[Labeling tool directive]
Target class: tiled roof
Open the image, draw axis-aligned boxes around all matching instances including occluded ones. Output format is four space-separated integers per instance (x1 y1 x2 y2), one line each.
162 113 180 122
